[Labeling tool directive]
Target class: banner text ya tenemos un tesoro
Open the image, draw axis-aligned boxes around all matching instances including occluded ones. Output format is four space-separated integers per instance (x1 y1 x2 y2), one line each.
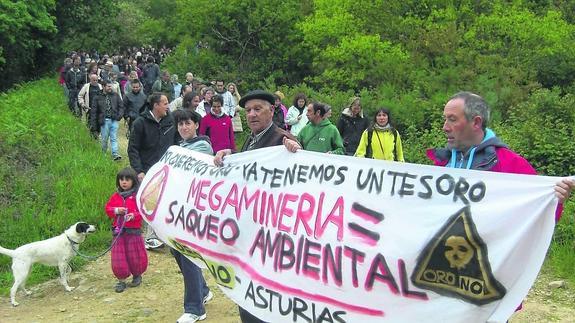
137 145 560 323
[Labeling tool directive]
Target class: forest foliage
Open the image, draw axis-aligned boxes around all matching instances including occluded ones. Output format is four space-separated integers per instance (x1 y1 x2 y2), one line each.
142 0 575 176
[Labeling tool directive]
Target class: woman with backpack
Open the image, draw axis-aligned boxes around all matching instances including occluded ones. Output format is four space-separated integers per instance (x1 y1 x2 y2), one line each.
354 107 404 161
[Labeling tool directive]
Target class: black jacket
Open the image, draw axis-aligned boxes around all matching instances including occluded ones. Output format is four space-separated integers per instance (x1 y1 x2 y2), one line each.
128 110 179 174
65 67 86 91
90 92 124 130
241 124 295 152
272 106 286 130
124 90 147 120
337 112 369 155
142 63 160 86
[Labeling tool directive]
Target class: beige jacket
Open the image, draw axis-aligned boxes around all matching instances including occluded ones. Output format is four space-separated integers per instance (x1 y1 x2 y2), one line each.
78 83 102 111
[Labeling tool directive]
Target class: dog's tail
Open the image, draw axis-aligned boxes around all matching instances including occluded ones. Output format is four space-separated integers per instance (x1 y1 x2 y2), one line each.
0 246 16 258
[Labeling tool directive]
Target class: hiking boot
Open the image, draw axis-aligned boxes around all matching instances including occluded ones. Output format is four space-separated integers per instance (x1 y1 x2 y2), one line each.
176 313 206 323
129 275 142 287
203 291 213 304
115 281 127 293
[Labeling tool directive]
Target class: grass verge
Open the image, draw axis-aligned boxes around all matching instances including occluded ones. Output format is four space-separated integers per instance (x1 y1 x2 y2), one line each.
0 78 123 294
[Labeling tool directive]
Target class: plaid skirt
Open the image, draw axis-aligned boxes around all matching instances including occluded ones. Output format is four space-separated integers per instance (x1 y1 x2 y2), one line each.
111 231 148 280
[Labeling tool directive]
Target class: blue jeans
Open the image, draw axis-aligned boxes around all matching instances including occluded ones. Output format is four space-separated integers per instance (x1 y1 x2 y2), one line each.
171 249 210 315
100 118 119 157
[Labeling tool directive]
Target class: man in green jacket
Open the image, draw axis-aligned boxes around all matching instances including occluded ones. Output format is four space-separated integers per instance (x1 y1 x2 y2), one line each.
284 102 344 154
152 71 175 102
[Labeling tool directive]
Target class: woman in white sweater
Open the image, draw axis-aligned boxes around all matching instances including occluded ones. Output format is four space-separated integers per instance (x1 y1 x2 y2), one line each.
285 92 308 136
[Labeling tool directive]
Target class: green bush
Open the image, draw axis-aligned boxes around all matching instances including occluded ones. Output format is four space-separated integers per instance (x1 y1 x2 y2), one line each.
549 200 575 284
495 88 575 176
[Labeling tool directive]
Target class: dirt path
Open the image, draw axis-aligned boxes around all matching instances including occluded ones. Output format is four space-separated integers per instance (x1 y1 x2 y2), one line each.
0 248 573 322
1 123 574 322
0 248 238 323
510 267 575 323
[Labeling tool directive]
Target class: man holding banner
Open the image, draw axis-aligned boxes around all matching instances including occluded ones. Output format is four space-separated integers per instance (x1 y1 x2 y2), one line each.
214 89 295 162
425 92 573 316
427 91 573 213
215 90 295 323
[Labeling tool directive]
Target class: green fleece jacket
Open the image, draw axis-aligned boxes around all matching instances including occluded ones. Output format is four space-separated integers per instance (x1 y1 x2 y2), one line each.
297 119 344 154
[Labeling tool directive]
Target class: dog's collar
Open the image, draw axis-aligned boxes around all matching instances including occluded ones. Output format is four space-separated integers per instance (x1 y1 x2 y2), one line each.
66 235 80 245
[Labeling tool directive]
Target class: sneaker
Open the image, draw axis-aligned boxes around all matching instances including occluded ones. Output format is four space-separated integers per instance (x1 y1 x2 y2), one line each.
115 281 127 293
145 238 164 250
176 313 206 323
129 275 142 287
203 291 214 304
113 155 122 161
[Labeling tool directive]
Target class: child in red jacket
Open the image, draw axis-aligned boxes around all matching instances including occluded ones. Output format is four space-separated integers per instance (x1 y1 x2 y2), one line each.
105 167 148 293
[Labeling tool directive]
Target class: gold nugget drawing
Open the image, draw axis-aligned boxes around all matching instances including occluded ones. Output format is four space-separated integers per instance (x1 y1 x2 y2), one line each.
139 165 169 221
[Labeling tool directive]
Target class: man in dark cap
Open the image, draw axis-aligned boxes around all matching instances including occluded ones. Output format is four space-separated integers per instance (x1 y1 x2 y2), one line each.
214 90 295 323
214 90 295 165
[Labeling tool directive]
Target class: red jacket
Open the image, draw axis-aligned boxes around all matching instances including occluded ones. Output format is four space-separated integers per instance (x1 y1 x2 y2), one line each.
105 192 143 229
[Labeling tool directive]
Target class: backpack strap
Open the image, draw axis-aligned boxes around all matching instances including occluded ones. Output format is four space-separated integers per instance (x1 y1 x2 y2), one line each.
365 128 374 159
392 128 398 161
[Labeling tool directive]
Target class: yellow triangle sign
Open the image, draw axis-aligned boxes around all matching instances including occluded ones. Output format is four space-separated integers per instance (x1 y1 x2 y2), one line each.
411 206 506 305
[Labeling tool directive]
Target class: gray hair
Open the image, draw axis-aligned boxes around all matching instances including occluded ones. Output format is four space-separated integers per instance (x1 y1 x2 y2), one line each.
450 91 490 130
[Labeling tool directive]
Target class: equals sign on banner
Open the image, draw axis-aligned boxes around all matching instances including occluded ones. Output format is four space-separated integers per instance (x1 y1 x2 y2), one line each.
348 202 384 246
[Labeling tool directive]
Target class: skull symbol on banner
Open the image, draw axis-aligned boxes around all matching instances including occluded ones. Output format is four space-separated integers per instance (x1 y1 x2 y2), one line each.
444 236 474 270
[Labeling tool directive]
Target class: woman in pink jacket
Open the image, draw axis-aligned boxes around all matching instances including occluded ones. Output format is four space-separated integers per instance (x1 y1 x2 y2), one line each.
199 95 236 153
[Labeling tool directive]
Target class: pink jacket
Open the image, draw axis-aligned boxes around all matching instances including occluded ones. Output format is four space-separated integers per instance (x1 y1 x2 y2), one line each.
427 146 563 221
105 192 143 229
200 113 236 153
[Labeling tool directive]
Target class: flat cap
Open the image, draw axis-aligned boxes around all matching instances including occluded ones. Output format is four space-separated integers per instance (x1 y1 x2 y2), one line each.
239 89 275 108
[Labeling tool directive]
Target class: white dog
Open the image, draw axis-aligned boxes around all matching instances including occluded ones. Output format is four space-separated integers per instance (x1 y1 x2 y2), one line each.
0 222 96 306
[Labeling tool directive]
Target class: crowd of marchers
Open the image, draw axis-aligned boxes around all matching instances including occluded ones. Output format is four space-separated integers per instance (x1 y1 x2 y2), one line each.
60 49 404 164
59 48 575 323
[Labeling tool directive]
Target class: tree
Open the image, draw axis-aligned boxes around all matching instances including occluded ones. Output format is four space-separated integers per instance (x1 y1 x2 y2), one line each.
54 0 122 53
162 0 310 88
0 0 57 90
298 0 410 91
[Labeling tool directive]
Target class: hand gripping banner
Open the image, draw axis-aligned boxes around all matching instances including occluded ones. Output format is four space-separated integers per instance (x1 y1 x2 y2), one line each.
137 145 561 323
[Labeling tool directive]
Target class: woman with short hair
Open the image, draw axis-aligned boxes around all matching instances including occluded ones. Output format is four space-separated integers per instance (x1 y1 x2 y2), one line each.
354 108 404 162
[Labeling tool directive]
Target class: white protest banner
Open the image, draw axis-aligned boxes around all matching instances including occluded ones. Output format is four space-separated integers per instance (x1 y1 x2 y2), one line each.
137 145 560 323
